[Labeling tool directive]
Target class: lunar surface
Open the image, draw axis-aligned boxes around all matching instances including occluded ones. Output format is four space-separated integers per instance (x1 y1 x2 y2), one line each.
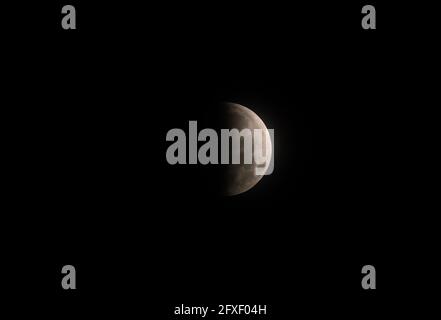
220 102 272 196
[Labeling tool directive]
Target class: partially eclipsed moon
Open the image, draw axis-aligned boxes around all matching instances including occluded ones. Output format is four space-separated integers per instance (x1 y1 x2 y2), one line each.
221 102 272 196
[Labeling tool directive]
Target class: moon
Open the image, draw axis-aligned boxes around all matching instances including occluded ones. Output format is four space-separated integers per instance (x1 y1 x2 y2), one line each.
220 102 272 196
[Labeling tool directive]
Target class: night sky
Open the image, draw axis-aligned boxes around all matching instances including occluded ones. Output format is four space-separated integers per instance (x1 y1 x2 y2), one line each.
4 1 435 318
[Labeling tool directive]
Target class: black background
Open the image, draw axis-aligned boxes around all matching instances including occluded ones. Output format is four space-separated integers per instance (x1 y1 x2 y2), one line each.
4 0 437 318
